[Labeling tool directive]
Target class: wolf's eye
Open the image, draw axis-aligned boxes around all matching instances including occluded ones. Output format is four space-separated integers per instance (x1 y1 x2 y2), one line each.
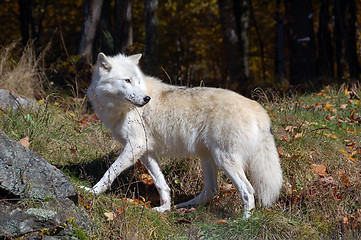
125 79 131 83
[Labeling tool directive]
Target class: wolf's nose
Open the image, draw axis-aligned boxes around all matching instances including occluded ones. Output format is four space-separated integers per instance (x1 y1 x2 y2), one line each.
143 96 151 103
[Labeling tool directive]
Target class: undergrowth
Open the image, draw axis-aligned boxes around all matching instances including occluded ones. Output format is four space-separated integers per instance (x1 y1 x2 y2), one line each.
0 46 360 239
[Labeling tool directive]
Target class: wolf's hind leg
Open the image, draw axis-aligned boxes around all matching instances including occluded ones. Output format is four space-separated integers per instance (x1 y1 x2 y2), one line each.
176 155 218 208
140 154 171 212
219 163 255 218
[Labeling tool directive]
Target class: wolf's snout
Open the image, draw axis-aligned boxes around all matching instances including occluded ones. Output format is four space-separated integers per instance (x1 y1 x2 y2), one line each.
143 96 151 103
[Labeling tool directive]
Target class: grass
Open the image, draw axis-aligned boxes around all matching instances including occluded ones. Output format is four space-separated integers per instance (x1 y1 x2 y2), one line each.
0 46 360 239
0 42 46 99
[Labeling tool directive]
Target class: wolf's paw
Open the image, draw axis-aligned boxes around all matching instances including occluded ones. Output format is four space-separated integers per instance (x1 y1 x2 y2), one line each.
242 208 255 219
152 205 171 213
79 185 97 194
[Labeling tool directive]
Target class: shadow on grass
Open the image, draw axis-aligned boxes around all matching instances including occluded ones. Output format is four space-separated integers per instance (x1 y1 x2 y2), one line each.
57 153 197 208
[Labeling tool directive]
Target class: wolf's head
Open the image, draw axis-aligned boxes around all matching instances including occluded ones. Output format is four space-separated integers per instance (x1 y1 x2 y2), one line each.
92 53 151 107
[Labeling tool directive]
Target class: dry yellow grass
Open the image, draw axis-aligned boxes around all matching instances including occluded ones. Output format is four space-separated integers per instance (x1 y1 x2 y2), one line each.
0 41 46 99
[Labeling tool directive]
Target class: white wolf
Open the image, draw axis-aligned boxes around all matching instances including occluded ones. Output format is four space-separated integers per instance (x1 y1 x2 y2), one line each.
84 53 283 218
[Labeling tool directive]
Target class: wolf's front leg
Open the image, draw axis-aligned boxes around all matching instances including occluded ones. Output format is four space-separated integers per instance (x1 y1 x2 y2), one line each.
140 154 171 212
83 144 145 194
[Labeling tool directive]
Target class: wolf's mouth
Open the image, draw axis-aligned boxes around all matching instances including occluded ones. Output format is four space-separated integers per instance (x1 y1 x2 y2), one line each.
127 99 149 108
127 96 151 107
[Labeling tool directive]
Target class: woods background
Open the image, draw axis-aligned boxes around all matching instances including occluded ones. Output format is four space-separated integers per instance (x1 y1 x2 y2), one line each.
0 0 360 95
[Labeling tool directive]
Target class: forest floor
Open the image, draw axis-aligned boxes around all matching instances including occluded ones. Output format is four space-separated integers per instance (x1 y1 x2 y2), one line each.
1 84 360 239
1 44 361 239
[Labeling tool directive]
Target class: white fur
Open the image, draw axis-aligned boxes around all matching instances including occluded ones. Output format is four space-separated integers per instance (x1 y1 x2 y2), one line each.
85 53 283 218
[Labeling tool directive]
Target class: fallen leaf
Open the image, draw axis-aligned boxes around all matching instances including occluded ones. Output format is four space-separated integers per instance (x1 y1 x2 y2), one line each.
285 126 297 133
340 148 356 161
177 207 196 216
219 183 236 195
140 173 154 185
120 197 152 209
311 164 327 177
326 114 335 121
320 176 336 186
314 102 323 110
340 104 348 110
324 103 333 111
18 136 30 148
104 211 116 221
294 132 303 139
339 172 351 187
178 218 192 224
282 136 290 142
218 219 227 224
350 149 360 157
117 207 125 215
323 133 338 139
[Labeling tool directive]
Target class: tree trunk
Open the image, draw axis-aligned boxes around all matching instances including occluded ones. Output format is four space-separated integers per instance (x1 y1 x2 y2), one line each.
249 0 266 83
317 0 334 80
18 0 34 47
274 0 286 82
218 0 248 90
333 0 343 80
78 0 104 63
233 0 249 80
143 0 159 76
18 0 48 54
115 0 133 53
286 0 316 86
343 0 360 80
99 0 114 55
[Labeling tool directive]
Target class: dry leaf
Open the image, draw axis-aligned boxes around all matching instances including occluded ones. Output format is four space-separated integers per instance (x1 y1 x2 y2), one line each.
285 126 297 133
120 197 152 208
323 133 338 139
140 173 154 185
320 176 336 186
340 104 348 110
340 148 356 161
104 211 116 221
218 219 227 224
350 149 360 157
339 172 351 187
294 132 303 139
324 103 334 111
219 183 236 195
311 164 327 177
18 136 30 148
282 136 290 142
177 207 196 216
117 207 125 215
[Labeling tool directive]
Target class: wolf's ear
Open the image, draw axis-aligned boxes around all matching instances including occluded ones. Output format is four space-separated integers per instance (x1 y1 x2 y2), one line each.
97 53 112 71
128 54 142 65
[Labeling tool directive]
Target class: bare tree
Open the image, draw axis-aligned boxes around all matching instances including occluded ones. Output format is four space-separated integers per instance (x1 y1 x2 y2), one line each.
334 0 360 81
285 0 316 86
317 0 333 80
78 0 104 63
143 0 159 76
18 0 48 54
218 0 248 90
115 0 133 53
274 0 286 82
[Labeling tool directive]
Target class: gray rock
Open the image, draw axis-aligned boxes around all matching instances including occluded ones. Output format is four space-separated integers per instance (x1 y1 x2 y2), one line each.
0 131 93 238
0 198 93 239
0 131 78 201
0 89 40 111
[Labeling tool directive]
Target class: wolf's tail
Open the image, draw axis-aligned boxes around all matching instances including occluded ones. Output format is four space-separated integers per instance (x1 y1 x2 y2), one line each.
249 128 283 207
